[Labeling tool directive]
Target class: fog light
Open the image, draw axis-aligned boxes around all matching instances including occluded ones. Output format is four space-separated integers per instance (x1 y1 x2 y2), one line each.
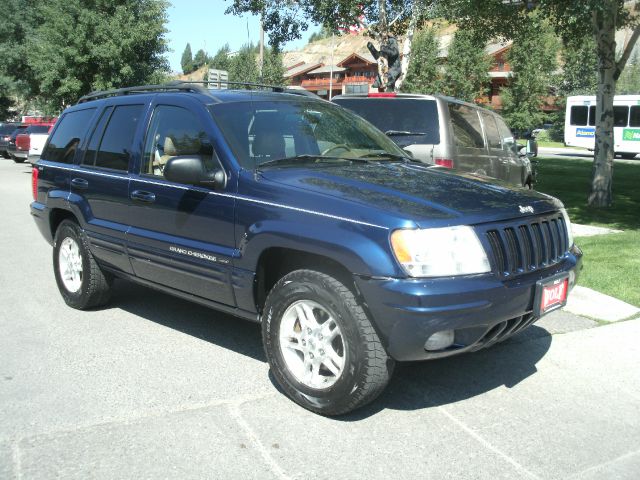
424 330 455 351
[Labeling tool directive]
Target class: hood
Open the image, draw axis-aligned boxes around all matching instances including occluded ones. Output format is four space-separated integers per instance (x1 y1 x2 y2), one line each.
259 162 561 228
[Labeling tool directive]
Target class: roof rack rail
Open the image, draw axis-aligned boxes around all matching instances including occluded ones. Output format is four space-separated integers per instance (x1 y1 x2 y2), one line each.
180 81 319 98
76 81 209 104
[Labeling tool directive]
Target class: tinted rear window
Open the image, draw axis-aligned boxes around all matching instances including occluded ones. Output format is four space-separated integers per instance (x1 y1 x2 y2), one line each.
333 98 440 147
0 124 19 135
42 108 96 163
27 125 51 134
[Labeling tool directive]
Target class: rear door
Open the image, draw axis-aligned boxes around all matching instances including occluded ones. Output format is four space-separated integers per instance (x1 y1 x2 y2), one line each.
70 103 146 274
126 97 237 306
448 103 492 175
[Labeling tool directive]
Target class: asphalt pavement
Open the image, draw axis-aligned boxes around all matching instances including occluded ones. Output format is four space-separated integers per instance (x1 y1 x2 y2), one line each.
1 159 639 479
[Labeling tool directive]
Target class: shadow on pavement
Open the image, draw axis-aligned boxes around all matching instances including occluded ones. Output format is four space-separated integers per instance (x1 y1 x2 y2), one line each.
111 280 266 362
342 327 552 420
109 279 551 419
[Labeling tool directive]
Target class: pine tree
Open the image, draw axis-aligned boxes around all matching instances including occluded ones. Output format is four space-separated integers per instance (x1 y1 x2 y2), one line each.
440 30 491 102
193 49 208 71
211 44 231 71
181 43 194 74
262 47 285 85
400 27 440 94
228 43 259 84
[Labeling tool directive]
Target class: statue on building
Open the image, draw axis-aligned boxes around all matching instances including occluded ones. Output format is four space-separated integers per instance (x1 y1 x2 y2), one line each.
367 34 401 91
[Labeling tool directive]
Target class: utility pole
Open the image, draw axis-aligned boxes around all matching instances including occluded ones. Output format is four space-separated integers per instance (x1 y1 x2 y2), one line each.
329 33 335 100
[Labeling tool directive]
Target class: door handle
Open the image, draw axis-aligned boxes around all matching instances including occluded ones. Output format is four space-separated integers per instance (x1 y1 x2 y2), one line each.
130 190 156 203
71 178 89 189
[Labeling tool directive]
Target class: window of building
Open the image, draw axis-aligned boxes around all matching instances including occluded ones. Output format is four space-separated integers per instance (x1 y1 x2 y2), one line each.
344 83 369 95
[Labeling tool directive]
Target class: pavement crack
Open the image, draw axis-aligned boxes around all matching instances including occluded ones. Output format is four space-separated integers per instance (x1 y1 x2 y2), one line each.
564 447 640 479
227 402 291 480
438 406 541 480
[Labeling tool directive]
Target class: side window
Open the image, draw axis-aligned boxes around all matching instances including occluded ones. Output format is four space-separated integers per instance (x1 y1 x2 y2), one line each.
630 106 640 127
94 104 143 171
481 112 501 149
570 106 588 126
588 105 596 126
41 108 96 163
449 104 484 149
143 105 215 176
494 116 516 153
613 106 629 127
82 107 113 166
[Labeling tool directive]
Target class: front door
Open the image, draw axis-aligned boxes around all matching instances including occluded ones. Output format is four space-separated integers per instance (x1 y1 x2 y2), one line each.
126 99 237 306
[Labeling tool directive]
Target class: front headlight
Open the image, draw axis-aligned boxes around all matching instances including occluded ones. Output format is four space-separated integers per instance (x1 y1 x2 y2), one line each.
560 208 574 247
390 226 491 277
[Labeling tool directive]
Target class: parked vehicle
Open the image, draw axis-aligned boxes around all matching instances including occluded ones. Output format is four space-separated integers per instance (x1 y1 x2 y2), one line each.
565 95 640 159
31 82 582 415
14 124 54 163
0 123 24 158
332 93 537 188
5 125 28 160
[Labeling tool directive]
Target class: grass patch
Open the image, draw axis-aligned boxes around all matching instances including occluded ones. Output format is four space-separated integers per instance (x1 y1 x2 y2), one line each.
574 232 640 307
537 140 570 148
535 156 640 230
535 156 640 306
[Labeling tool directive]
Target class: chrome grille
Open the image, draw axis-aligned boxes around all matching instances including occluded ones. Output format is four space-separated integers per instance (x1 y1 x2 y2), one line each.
485 214 569 276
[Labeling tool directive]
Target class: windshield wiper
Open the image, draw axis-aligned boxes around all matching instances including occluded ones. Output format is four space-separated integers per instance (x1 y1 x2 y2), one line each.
384 130 427 136
359 152 418 162
258 154 357 169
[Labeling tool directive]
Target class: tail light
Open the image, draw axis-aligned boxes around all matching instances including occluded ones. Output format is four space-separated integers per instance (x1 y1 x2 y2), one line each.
16 134 30 151
435 158 454 168
32 167 39 200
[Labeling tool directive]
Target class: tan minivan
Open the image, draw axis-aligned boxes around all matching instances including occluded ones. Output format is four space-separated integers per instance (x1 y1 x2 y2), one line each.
332 93 536 188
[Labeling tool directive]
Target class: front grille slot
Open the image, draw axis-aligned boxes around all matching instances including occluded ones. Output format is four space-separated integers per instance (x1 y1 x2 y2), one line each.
485 214 569 277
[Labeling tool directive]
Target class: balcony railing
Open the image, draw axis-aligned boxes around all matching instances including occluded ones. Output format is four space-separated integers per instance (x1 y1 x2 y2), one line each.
301 76 374 88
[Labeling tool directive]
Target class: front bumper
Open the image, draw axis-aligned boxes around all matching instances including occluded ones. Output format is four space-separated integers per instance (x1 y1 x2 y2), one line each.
355 246 582 361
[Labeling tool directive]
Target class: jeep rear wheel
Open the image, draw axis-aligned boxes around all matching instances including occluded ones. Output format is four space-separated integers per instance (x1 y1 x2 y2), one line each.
262 270 393 415
53 220 112 309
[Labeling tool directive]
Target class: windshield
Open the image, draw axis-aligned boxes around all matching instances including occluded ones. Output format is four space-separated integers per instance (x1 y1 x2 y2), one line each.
209 99 408 169
332 98 440 148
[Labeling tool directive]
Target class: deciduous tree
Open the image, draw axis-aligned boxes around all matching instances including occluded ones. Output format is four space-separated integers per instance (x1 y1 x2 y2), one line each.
400 27 439 94
439 29 492 102
27 0 169 110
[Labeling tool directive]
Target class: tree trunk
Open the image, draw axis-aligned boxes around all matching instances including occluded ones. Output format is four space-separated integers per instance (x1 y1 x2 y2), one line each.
394 4 421 92
588 7 617 208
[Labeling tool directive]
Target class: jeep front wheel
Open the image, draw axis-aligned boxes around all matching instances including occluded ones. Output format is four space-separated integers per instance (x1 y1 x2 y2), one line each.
53 220 112 309
262 270 393 415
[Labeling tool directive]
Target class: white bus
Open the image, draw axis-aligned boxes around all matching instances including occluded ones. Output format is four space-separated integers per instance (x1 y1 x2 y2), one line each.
564 95 640 159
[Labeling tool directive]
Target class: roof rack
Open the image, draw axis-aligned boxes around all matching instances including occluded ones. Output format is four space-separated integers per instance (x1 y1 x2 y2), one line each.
76 81 209 104
76 80 319 105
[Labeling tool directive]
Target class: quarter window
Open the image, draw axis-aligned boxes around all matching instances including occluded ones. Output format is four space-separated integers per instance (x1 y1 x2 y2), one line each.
142 105 216 176
93 104 143 171
41 108 96 163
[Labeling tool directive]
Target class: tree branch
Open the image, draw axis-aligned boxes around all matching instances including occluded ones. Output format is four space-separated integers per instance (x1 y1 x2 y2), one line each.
388 9 406 28
615 26 640 80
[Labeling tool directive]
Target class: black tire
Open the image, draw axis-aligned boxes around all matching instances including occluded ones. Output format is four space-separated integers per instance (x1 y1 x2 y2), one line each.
53 220 112 309
1 152 9 159
12 157 25 163
262 269 394 416
620 153 637 160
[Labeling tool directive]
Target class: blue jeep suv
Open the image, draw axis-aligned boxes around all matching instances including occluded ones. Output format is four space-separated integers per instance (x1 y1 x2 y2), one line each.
31 82 582 415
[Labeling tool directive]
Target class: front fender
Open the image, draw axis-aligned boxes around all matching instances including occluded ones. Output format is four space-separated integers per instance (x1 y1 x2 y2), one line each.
236 217 402 278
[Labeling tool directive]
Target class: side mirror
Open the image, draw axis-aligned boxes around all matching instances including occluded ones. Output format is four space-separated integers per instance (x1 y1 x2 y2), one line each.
517 144 527 157
163 155 227 189
526 139 538 158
